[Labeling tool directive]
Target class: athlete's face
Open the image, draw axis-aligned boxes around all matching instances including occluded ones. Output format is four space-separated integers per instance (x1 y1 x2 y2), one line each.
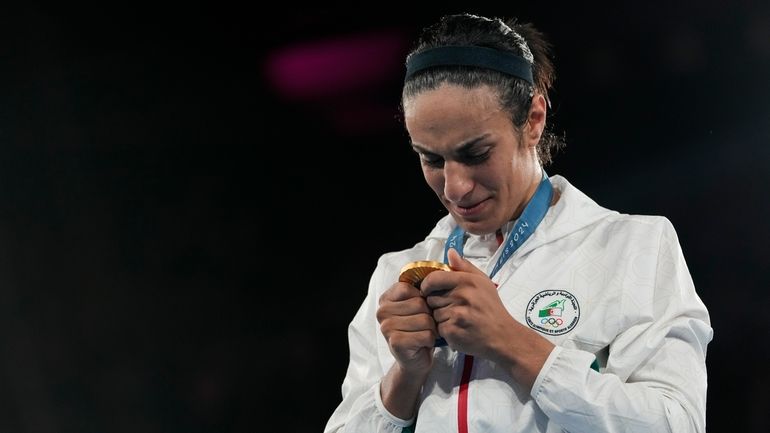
403 84 545 235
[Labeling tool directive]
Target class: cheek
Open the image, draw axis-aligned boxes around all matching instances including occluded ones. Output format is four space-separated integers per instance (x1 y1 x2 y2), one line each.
474 166 499 191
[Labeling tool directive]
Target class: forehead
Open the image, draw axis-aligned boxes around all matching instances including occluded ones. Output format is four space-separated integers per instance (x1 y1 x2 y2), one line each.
403 84 508 148
403 83 502 123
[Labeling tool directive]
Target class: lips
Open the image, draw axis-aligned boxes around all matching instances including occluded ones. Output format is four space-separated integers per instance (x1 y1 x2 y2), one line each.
453 197 490 217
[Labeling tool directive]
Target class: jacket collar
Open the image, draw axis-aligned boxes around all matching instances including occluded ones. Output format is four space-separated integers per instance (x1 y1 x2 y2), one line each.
424 175 616 257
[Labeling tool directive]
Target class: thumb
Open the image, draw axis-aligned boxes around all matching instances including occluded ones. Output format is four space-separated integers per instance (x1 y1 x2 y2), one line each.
447 248 486 275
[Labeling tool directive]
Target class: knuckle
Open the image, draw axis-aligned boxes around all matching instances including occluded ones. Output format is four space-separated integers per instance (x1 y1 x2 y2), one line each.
417 330 434 346
389 332 405 348
379 317 393 334
419 313 436 329
453 306 468 322
410 296 429 312
379 284 398 304
375 306 388 323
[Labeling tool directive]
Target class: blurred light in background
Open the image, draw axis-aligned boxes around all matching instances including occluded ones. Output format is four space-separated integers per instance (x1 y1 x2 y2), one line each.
264 30 407 101
263 30 409 136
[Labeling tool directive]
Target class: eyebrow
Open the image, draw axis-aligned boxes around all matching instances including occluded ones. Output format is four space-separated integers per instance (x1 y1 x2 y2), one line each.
411 133 491 155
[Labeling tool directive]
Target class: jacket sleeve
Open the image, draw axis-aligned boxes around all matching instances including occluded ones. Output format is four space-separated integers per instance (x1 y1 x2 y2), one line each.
324 259 415 433
530 219 713 433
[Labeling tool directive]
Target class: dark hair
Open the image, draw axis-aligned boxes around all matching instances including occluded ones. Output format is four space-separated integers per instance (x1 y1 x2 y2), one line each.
402 13 564 165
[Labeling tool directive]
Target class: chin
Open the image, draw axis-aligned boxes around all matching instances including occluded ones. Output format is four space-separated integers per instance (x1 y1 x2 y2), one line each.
455 219 497 236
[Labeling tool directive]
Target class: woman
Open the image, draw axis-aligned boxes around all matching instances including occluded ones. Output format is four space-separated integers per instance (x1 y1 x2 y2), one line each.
325 13 712 433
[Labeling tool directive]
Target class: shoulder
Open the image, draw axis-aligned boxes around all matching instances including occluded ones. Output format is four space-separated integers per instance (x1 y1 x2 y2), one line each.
604 213 676 238
551 174 679 245
585 210 682 266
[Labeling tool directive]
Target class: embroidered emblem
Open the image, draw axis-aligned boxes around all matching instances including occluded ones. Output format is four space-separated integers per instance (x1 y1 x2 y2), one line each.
526 290 580 335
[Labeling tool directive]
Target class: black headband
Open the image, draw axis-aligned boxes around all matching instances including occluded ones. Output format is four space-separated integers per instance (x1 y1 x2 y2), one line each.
404 46 533 84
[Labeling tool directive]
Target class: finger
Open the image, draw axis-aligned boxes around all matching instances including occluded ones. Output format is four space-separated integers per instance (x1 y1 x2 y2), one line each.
389 329 438 350
447 247 487 276
436 321 459 344
424 292 453 309
380 282 423 303
419 273 458 297
377 297 431 323
432 305 451 324
380 313 437 335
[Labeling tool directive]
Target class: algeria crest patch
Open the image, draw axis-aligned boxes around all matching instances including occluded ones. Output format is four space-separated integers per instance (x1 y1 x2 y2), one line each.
525 290 580 336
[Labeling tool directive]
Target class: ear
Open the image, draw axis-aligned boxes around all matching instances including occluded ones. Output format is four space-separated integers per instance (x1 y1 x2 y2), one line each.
524 93 547 149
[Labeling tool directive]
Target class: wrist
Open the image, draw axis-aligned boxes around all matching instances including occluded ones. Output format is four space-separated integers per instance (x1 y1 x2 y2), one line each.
380 362 430 420
392 360 431 387
492 318 555 391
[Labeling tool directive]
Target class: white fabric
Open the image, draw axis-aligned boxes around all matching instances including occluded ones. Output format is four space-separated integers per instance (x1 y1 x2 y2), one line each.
324 175 712 433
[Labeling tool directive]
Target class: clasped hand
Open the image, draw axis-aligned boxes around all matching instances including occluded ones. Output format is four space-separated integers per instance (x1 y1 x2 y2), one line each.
377 248 516 374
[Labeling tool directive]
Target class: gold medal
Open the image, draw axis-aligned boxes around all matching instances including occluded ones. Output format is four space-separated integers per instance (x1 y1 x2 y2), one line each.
398 260 451 287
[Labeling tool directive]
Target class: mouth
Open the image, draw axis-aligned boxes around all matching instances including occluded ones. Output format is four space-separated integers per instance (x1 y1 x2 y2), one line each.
452 198 491 218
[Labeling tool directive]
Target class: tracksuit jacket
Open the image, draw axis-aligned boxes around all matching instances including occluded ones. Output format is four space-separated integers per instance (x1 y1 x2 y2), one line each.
325 175 712 433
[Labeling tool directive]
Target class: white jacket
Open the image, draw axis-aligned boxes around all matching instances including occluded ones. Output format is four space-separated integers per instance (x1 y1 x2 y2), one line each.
325 175 712 433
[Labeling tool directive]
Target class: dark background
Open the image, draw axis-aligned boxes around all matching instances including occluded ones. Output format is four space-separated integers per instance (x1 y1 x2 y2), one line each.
1 2 768 433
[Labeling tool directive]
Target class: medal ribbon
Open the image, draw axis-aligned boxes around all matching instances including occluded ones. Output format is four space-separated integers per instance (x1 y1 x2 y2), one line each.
443 170 553 278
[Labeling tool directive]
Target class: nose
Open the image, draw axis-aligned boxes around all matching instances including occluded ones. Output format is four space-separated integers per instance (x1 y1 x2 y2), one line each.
443 161 474 203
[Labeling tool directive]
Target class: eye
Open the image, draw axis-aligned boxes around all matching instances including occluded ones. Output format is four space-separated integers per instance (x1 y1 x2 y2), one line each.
420 153 444 168
460 148 491 165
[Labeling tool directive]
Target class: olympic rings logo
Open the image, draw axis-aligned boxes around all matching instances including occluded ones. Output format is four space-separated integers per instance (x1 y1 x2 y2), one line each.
526 291 580 335
540 317 563 327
